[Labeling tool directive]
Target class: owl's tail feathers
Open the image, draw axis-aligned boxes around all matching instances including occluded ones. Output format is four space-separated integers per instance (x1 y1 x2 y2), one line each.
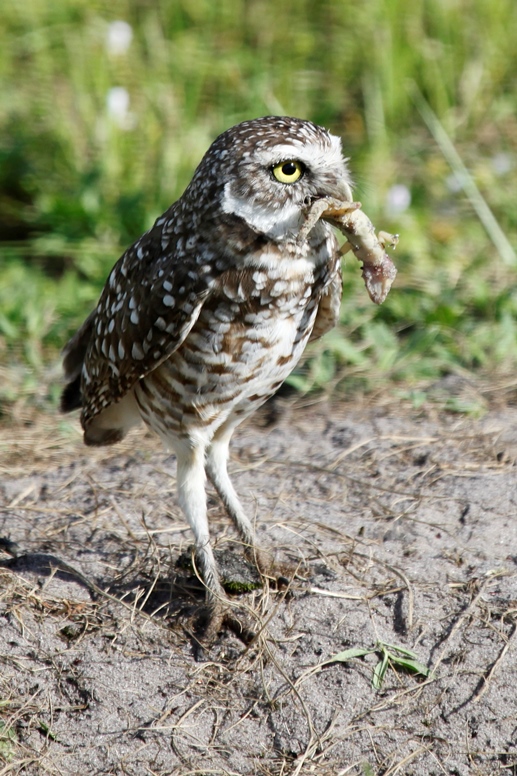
61 376 82 413
60 309 142 445
83 421 126 446
60 310 97 413
83 392 142 447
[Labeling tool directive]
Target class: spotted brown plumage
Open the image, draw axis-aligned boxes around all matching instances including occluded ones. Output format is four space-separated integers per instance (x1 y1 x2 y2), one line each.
61 116 353 644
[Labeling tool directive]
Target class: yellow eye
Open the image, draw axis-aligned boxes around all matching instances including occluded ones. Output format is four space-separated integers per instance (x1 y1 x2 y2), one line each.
272 160 304 184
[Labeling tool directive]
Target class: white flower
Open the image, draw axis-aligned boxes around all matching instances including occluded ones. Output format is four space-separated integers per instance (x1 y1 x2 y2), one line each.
385 184 411 216
106 87 135 129
445 173 463 194
491 152 513 176
106 20 133 56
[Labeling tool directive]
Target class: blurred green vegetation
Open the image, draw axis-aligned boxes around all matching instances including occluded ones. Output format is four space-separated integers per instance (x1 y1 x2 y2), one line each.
1 0 516 415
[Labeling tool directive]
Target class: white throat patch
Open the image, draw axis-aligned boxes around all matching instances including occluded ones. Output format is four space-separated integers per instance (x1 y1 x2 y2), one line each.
221 184 303 240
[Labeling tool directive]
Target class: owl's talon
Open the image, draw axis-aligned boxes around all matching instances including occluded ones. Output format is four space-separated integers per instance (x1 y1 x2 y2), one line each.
192 602 256 658
222 610 256 644
255 549 303 590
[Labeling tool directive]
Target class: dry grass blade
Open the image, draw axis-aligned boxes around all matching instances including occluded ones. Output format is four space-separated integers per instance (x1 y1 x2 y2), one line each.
382 745 433 776
430 572 508 673
472 621 517 704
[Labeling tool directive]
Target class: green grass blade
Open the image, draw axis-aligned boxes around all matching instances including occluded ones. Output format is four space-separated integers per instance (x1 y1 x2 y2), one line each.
372 653 389 690
380 642 418 659
392 657 432 678
410 83 516 267
328 647 373 663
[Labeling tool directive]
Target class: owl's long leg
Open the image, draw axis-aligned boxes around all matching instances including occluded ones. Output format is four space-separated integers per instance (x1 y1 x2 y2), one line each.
175 440 225 604
175 438 255 648
205 433 256 548
206 429 274 576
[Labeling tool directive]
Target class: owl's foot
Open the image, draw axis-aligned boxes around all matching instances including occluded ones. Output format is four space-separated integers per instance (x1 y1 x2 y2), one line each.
248 547 303 590
192 600 256 660
189 548 302 658
214 546 298 592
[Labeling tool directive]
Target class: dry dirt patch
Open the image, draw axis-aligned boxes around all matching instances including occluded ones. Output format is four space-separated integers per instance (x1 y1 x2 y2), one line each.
0 394 516 775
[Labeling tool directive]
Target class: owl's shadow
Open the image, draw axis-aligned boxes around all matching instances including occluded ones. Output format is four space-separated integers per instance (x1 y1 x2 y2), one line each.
104 546 264 622
0 542 265 630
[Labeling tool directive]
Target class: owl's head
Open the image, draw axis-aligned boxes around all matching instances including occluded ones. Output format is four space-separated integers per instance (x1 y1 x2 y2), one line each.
188 116 353 241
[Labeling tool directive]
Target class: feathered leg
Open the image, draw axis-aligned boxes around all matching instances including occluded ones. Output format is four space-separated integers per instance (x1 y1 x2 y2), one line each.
205 427 274 578
175 438 255 648
175 441 224 599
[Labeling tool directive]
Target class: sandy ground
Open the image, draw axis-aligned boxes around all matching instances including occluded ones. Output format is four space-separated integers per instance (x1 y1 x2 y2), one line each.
0 387 516 775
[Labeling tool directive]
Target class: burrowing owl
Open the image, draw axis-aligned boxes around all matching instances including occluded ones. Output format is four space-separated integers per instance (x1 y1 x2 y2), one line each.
61 116 352 642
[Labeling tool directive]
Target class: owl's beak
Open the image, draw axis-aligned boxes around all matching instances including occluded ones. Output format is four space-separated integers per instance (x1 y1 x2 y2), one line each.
305 178 353 212
312 177 353 206
332 178 353 203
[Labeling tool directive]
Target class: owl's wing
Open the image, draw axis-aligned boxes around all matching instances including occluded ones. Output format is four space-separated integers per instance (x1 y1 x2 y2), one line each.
62 215 213 429
309 255 343 342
